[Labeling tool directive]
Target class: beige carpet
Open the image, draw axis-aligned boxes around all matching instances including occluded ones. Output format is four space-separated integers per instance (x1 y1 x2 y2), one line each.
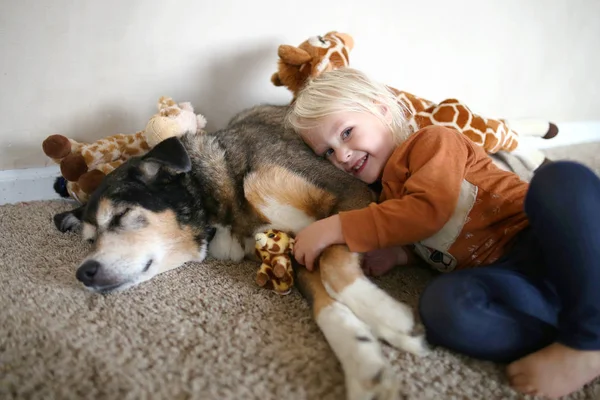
2 143 600 400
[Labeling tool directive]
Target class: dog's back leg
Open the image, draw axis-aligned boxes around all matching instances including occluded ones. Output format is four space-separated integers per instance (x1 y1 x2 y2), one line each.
319 245 429 357
295 267 399 400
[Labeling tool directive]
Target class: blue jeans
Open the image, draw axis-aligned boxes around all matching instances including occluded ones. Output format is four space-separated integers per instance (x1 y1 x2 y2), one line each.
419 161 600 363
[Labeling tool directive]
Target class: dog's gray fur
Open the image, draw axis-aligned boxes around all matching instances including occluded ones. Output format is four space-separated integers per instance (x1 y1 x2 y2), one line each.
55 104 375 292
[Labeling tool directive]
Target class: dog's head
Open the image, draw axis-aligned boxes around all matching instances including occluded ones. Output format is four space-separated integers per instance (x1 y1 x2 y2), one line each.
55 137 214 293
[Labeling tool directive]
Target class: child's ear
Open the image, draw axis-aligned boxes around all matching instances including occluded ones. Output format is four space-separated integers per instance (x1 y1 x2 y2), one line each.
375 102 393 124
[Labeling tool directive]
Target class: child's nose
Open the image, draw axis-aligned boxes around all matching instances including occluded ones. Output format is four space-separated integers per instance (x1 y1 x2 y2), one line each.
336 148 352 164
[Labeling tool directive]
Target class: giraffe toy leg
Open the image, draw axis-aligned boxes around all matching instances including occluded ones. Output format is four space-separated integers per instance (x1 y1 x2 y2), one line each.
78 159 125 195
504 119 559 140
42 135 83 164
504 119 560 172
256 261 293 295
272 255 291 278
256 263 274 290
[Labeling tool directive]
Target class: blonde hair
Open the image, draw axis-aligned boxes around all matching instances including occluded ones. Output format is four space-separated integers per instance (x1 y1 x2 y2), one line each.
285 67 411 145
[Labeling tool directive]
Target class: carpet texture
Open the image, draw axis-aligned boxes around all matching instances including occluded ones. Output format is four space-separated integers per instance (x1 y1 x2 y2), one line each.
2 143 600 400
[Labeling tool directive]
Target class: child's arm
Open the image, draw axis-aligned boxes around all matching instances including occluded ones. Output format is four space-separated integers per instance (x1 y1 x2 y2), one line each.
293 214 344 271
293 127 472 270
340 127 471 253
293 217 422 272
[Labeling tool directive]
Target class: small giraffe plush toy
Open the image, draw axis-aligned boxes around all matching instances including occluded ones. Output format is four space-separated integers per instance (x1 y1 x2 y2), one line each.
255 229 296 295
272 31 558 161
42 97 207 203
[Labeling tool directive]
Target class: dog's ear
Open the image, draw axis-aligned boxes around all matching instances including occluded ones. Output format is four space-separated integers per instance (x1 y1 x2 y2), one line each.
140 137 191 180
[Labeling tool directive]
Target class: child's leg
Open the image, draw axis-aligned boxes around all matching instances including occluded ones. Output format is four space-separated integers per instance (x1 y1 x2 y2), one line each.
523 161 600 348
361 245 418 276
419 257 559 363
507 161 600 398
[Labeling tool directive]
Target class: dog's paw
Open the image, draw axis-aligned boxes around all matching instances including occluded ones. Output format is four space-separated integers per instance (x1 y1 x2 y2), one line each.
327 277 429 357
345 364 398 400
53 210 82 232
207 224 245 261
376 326 430 357
317 302 400 400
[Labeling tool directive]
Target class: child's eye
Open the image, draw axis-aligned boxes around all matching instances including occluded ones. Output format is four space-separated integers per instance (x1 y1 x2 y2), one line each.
341 128 352 140
323 148 334 158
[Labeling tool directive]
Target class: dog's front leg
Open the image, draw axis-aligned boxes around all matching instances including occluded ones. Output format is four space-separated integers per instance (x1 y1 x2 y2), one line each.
295 267 398 400
207 224 246 261
319 245 428 357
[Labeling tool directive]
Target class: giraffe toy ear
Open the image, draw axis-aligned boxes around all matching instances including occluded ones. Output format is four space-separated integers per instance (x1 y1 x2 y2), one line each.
333 32 354 51
157 96 176 111
278 45 312 66
271 72 283 87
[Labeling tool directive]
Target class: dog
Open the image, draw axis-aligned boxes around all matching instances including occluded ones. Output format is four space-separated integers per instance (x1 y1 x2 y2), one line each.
54 104 428 400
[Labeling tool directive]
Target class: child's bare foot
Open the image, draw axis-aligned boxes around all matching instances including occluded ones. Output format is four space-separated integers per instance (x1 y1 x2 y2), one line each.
362 246 408 276
507 342 600 398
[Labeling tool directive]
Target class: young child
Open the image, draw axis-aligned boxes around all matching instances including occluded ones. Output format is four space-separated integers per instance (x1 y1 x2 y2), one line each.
286 67 600 399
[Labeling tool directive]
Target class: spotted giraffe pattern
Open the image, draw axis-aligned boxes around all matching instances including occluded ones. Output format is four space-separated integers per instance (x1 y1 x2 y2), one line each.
272 32 528 154
44 96 207 203
50 96 197 171
395 92 519 153
254 229 296 295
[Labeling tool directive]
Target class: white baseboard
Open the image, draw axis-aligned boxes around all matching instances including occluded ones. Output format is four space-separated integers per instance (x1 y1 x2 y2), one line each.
1 121 599 205
0 165 63 205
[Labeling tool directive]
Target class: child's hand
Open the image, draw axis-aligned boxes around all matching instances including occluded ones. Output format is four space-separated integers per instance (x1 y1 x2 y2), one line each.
293 215 345 271
361 246 408 276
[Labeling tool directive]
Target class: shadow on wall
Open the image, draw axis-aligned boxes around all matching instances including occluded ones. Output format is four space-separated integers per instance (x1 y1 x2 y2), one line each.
65 107 138 141
34 106 141 169
189 38 293 131
32 38 291 170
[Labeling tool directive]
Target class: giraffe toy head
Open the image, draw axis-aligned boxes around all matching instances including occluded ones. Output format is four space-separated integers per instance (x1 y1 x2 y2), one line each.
271 31 354 98
255 229 295 255
254 229 296 295
144 96 207 148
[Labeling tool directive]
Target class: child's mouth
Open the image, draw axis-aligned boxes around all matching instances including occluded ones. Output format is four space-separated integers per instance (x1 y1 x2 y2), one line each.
351 155 368 175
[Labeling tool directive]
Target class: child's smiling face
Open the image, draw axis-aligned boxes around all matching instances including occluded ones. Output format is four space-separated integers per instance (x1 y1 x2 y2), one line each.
300 110 395 184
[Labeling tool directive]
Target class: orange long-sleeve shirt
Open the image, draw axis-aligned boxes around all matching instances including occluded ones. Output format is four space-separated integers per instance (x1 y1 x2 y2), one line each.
339 125 530 271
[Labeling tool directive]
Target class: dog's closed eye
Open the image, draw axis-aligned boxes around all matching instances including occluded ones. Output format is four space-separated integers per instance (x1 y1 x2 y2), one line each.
109 208 131 230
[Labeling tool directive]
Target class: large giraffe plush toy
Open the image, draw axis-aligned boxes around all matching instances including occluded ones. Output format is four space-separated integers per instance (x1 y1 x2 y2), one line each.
271 31 558 169
42 97 207 203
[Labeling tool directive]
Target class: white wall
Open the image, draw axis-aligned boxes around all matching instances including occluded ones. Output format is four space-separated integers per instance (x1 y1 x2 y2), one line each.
0 0 599 170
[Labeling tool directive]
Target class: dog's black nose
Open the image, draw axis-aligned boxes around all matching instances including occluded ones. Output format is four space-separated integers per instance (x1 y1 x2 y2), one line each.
76 260 100 286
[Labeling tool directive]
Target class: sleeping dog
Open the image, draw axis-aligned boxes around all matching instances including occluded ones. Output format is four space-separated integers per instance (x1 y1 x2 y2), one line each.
54 104 427 400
